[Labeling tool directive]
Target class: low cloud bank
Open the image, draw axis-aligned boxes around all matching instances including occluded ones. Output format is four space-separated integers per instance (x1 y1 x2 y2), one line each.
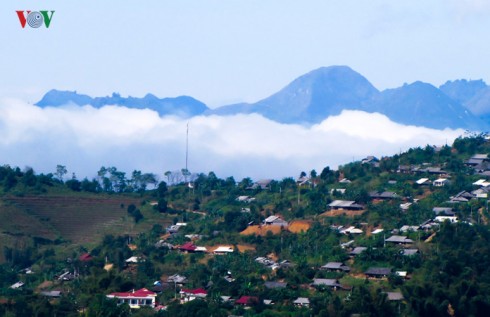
0 99 463 181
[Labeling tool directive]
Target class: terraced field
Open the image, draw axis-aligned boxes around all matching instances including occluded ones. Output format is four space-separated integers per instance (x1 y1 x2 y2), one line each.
3 195 141 243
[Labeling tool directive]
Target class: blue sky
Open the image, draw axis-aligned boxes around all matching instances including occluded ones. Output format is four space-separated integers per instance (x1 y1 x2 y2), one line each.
0 1 485 180
2 1 490 107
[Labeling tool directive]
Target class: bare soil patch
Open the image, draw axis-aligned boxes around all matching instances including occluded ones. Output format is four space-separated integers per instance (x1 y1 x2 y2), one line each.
240 225 283 236
288 220 311 233
319 209 366 217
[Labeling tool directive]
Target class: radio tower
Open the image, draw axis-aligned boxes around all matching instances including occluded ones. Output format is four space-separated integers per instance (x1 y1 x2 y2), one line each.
185 122 189 174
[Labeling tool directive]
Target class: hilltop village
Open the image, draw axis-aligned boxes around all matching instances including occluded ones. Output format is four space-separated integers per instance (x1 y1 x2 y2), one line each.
2 135 490 316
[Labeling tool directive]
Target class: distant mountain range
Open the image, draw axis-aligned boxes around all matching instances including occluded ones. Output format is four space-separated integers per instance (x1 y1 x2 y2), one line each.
36 66 490 131
37 90 208 118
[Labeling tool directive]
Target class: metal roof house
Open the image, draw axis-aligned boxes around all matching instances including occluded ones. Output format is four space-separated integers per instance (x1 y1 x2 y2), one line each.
107 288 157 309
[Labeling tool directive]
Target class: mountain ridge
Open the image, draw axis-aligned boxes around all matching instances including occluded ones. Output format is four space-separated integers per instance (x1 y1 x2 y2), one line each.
36 66 490 131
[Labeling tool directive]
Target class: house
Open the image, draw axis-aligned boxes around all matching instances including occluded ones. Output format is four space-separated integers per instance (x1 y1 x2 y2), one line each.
361 156 380 166
57 271 75 281
399 225 419 233
433 207 455 216
365 267 392 278
311 278 343 290
79 253 93 262
435 216 458 223
350 247 367 256
249 179 272 190
433 178 450 187
213 246 234 254
330 188 346 195
465 154 489 166
167 274 187 285
180 288 207 303
472 187 490 198
400 202 412 211
263 215 288 227
329 200 363 210
106 288 157 309
401 249 419 256
293 297 310 307
386 292 404 301
296 176 311 186
339 178 351 184
449 191 475 203
40 290 62 298
320 262 350 272
10 282 24 289
369 191 398 200
178 242 197 253
473 179 490 187
339 226 363 234
385 235 414 244
236 195 255 203
264 281 287 289
340 240 355 248
420 167 448 175
398 165 413 174
125 256 142 264
235 296 259 306
371 228 384 235
415 178 431 185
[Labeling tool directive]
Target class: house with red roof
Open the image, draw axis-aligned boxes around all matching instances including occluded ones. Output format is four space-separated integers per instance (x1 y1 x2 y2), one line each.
178 242 197 253
180 288 207 303
235 296 259 306
106 288 157 309
78 253 93 262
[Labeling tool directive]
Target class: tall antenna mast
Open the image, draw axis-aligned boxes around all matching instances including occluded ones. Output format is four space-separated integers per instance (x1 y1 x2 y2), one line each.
186 122 189 172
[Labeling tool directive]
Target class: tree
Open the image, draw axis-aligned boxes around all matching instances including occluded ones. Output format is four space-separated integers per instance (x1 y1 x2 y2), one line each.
55 164 67 183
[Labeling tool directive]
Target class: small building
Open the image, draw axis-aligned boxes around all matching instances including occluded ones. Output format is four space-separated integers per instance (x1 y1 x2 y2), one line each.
179 242 197 253
263 215 288 227
399 225 419 233
401 249 419 256
235 296 259 306
361 156 379 166
435 216 458 223
293 297 310 307
180 288 207 303
10 282 24 289
415 178 430 185
386 292 404 301
329 200 363 210
236 196 255 203
106 288 157 309
79 253 93 262
340 226 363 234
433 207 455 216
365 267 392 278
167 274 187 285
40 290 62 298
264 281 287 289
213 246 234 254
350 247 367 256
400 202 412 211
385 235 414 244
320 262 350 272
433 178 450 187
369 191 398 200
311 279 342 290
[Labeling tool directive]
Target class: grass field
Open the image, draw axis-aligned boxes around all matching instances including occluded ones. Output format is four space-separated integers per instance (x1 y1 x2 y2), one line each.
0 193 174 250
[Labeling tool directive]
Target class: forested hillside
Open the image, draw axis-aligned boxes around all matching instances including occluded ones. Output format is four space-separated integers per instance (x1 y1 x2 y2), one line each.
1 135 490 316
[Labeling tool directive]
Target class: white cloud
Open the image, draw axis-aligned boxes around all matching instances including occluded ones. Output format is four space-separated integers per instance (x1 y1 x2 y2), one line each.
0 99 463 181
